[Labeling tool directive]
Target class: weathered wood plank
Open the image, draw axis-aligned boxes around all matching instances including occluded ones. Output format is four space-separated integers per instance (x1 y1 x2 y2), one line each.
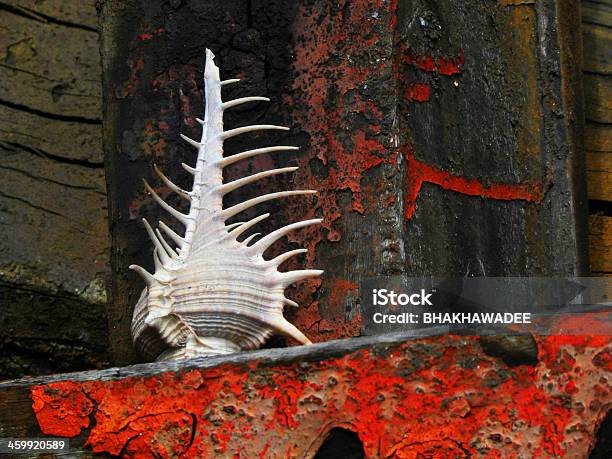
0 333 609 458
0 6 101 119
582 0 612 29
582 0 612 278
589 214 612 274
0 329 446 387
585 124 612 152
3 0 99 31
0 0 109 378
0 141 111 378
0 144 108 297
583 23 612 75
0 105 103 163
586 151 612 201
0 281 110 380
582 76 612 204
584 74 612 124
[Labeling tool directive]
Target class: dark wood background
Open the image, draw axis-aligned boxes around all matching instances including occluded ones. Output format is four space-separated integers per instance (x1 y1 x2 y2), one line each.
0 0 110 378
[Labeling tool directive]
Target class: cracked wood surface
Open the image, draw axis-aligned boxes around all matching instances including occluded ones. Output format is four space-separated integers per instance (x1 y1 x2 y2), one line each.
583 0 612 277
0 0 110 379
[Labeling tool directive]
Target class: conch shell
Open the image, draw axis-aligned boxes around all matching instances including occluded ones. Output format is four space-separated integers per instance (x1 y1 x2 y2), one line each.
130 49 321 361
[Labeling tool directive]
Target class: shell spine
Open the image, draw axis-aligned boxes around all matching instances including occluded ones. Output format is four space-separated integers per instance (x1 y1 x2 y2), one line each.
130 49 321 361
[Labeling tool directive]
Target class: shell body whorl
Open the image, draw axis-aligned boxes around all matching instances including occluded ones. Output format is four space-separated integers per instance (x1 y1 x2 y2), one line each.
130 49 321 361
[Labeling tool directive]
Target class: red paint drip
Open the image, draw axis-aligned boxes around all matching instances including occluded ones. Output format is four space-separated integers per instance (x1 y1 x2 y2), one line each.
389 0 398 30
403 147 549 219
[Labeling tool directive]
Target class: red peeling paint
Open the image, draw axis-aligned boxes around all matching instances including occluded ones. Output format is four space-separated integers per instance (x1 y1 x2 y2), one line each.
327 278 359 315
122 411 194 458
400 47 465 76
284 0 396 342
405 82 431 102
31 382 93 437
128 184 175 221
142 119 168 157
29 335 611 458
299 277 363 340
138 27 165 41
437 50 465 76
290 1 391 233
402 146 550 219
118 56 145 98
117 28 166 97
549 311 611 336
593 347 612 372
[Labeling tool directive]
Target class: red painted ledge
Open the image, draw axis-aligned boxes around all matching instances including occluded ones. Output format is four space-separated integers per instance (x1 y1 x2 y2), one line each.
1 332 610 458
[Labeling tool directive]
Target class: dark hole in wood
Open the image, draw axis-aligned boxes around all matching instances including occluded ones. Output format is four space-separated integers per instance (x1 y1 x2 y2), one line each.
314 427 365 459
589 410 612 459
588 199 612 217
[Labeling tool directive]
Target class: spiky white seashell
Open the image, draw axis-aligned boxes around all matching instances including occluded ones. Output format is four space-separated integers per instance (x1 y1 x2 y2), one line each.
130 49 322 361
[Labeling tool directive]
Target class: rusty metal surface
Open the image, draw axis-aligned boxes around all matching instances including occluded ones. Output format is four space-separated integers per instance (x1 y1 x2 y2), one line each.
0 333 609 458
99 0 586 364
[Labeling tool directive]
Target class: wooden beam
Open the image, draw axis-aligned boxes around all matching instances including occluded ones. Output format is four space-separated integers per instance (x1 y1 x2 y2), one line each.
589 214 612 274
582 0 612 277
0 333 609 458
586 152 612 202
0 0 110 379
100 0 588 365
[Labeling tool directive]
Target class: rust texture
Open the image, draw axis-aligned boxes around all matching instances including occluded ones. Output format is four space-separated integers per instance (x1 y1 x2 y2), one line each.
20 335 611 458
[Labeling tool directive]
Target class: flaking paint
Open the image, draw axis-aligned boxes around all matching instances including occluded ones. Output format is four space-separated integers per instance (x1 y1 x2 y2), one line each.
30 335 610 458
